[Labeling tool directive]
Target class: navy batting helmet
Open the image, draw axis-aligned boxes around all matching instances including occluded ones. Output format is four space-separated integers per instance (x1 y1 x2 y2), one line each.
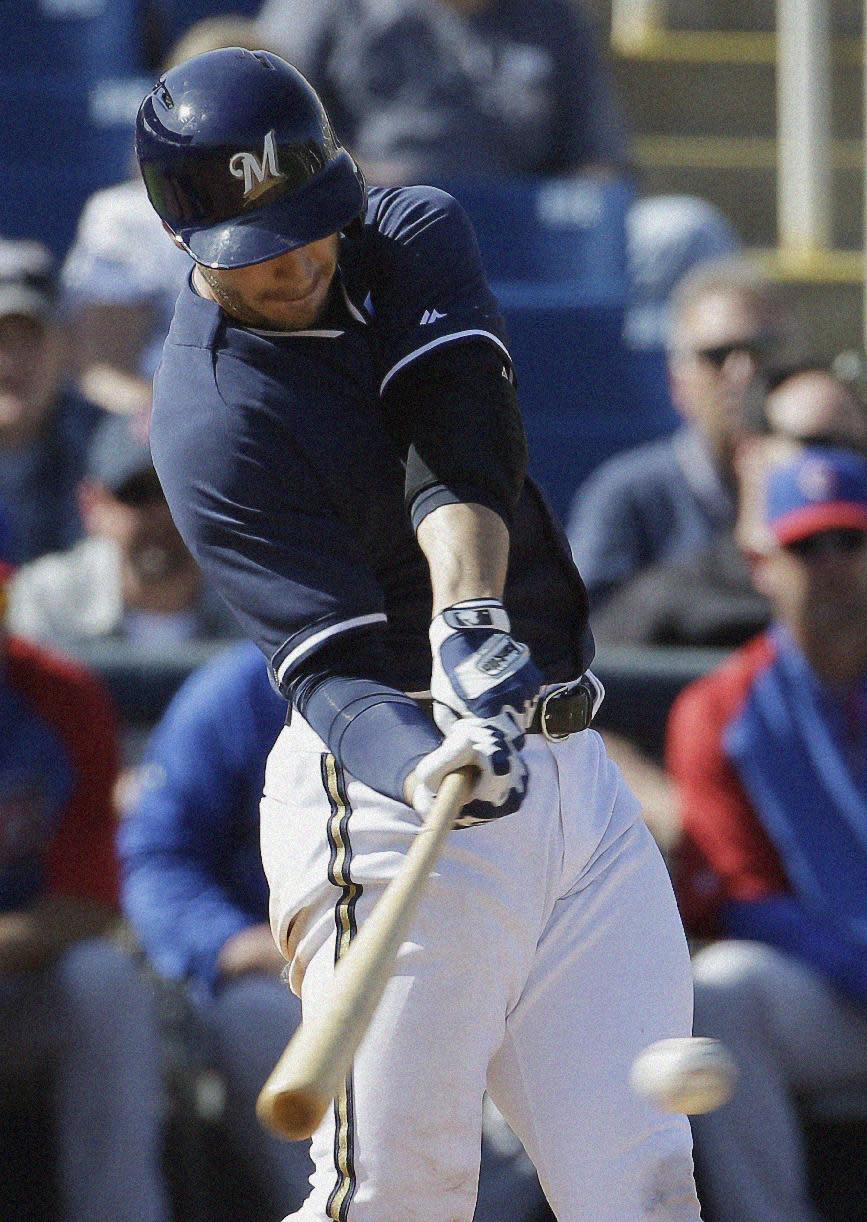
135 48 366 269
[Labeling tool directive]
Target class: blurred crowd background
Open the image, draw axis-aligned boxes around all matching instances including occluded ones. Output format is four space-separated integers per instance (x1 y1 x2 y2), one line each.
1 3 865 1221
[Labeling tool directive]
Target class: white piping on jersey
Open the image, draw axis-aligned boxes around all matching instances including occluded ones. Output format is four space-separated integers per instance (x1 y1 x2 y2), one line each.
341 283 368 324
379 330 512 395
250 326 347 338
276 612 388 683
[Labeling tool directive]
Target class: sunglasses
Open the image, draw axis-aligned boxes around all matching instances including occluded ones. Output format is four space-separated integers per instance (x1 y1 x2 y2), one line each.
783 527 867 560
692 337 778 370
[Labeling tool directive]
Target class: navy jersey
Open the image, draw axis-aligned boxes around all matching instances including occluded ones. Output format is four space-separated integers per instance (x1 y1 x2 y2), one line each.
151 186 591 696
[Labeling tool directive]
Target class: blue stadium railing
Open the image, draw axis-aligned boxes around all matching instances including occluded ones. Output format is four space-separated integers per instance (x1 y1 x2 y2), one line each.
67 638 729 760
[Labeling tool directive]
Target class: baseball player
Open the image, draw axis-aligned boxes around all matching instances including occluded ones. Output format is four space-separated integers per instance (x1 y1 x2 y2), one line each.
135 48 702 1222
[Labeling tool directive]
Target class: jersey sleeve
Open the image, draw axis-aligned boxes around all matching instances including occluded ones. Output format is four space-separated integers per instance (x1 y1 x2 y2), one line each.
368 187 513 395
666 663 789 939
151 349 386 692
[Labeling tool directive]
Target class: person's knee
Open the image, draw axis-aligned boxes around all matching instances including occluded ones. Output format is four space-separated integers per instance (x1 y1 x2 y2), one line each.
691 940 782 1036
56 938 157 1030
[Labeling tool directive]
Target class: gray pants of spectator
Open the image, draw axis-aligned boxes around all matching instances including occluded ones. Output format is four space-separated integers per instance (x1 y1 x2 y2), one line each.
0 938 171 1222
691 940 867 1222
205 973 547 1222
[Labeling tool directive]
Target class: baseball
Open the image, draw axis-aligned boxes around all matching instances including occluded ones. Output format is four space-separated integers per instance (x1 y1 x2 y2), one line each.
629 1037 737 1114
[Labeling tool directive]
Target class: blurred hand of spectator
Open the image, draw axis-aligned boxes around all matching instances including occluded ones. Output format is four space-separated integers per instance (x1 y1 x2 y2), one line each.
0 894 117 975
217 920 286 979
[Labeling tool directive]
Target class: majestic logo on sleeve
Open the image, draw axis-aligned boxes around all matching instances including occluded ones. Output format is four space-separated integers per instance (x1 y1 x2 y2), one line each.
420 308 447 325
229 130 285 201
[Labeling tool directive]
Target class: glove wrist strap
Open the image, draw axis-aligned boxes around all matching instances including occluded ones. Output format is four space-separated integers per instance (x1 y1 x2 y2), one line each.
429 598 511 649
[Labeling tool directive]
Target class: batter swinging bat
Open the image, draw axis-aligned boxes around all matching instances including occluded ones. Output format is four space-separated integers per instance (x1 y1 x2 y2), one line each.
256 766 477 1140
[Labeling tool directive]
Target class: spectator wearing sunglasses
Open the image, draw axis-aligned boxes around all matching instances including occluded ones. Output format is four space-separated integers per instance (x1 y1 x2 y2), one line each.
590 362 867 650
566 257 794 607
6 411 241 651
667 446 867 1222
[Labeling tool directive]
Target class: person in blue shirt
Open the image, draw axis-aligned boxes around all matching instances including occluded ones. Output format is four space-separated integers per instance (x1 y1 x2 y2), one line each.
257 0 629 184
134 49 701 1221
120 642 313 1216
567 257 793 608
0 240 103 564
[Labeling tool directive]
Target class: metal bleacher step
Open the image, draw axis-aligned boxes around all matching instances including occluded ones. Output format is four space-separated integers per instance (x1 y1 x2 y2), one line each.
606 9 865 352
612 36 862 141
660 0 861 38
633 137 864 249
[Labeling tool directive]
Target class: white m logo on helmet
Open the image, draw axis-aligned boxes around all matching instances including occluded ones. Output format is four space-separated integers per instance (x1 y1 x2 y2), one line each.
229 129 285 199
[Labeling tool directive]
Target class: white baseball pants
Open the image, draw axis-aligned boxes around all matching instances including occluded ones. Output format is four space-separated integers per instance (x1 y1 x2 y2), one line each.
261 717 701 1222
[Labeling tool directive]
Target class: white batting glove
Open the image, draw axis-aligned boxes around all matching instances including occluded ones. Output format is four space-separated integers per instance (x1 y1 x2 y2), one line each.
411 718 528 828
429 598 542 735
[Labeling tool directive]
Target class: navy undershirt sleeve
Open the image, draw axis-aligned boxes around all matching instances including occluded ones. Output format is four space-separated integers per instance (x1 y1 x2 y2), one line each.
289 632 442 802
298 676 442 802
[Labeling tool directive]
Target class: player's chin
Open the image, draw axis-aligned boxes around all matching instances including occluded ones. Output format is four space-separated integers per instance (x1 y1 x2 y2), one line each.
259 283 328 330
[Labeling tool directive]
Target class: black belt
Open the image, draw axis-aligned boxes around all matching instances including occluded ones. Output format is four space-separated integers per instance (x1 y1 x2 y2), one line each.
414 672 604 741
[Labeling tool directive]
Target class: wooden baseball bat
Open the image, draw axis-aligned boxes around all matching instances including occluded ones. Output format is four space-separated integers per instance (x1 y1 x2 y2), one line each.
256 765 477 1140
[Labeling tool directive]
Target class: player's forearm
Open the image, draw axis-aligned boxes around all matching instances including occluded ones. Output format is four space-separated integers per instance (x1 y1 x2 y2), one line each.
0 896 117 973
416 502 509 615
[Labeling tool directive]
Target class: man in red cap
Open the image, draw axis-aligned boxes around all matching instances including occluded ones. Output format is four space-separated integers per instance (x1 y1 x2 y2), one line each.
667 447 867 1222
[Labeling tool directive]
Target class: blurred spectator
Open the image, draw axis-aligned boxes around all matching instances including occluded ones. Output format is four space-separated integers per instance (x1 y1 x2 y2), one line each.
762 362 867 456
591 362 867 648
667 447 867 1222
0 240 102 564
120 641 550 1222
566 257 794 608
7 410 240 649
257 0 630 183
60 16 262 412
119 642 311 1217
0 517 170 1222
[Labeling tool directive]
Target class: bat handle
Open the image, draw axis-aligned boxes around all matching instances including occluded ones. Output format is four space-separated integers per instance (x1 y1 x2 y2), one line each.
256 766 477 1140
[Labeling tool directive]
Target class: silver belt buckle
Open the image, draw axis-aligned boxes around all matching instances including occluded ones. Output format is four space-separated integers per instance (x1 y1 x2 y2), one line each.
539 684 571 742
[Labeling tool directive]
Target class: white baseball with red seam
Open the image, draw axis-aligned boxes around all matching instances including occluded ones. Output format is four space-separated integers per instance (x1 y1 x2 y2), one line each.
629 1037 737 1114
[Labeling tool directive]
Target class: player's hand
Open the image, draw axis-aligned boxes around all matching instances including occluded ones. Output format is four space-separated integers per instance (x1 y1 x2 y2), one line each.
409 718 528 827
429 598 542 735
